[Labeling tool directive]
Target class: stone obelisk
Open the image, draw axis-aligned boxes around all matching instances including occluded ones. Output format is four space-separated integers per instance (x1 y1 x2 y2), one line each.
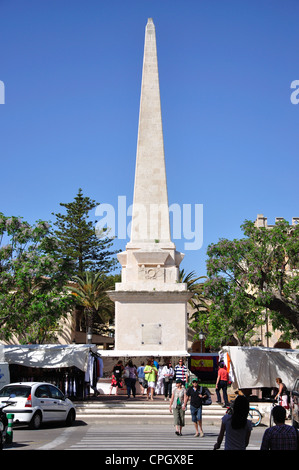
130 17 171 246
108 19 192 355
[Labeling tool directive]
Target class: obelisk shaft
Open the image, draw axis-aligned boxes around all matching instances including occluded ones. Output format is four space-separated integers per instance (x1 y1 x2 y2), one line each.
130 18 171 245
108 19 190 355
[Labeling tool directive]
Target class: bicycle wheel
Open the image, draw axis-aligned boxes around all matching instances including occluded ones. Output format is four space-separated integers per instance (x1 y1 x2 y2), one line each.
248 408 262 427
269 408 275 427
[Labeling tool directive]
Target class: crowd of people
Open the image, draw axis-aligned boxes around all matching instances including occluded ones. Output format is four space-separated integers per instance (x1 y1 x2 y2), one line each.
107 357 298 450
109 357 183 400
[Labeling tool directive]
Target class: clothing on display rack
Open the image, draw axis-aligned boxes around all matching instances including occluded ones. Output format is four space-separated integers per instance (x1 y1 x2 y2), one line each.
64 376 79 396
84 353 103 396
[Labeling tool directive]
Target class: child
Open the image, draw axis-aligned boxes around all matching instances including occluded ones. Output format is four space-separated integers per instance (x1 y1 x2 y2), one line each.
109 374 123 395
109 360 123 396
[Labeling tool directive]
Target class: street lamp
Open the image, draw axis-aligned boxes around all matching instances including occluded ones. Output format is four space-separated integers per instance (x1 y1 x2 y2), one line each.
198 331 205 353
86 327 92 344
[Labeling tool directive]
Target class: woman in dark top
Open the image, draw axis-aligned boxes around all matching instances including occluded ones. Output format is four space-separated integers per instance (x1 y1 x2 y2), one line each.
214 395 252 450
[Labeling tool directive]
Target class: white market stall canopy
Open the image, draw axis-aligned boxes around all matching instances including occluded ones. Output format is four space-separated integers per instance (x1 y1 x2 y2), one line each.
2 344 98 372
221 346 299 390
99 350 190 358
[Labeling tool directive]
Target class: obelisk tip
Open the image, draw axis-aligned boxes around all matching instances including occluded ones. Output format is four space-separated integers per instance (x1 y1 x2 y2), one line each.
146 18 155 28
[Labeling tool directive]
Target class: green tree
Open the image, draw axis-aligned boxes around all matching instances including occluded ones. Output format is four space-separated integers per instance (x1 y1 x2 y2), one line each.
200 276 265 348
203 219 299 348
179 269 208 312
69 272 116 337
52 188 119 276
0 214 75 343
179 269 211 344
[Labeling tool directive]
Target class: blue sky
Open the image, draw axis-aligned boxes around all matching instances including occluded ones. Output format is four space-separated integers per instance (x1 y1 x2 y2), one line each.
0 0 298 276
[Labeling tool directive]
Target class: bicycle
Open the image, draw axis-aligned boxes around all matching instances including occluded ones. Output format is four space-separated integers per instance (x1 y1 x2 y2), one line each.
226 402 262 427
248 406 262 427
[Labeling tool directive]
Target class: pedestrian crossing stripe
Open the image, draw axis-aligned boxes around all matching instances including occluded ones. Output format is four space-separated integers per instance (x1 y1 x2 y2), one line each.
69 427 260 451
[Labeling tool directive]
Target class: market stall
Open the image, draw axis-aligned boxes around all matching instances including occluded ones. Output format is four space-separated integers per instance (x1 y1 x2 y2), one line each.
1 344 102 400
221 345 299 391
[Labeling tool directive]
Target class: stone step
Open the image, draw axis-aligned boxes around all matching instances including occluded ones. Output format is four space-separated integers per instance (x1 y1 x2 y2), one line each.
74 400 227 424
75 402 224 410
76 407 224 415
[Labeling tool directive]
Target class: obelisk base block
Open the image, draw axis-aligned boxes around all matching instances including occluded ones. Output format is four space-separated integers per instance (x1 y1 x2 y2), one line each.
108 290 193 353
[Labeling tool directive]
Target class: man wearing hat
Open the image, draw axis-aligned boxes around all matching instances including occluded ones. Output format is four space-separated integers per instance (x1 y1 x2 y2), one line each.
183 377 208 437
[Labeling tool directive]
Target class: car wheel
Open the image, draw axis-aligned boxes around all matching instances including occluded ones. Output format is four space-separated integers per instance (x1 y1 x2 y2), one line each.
29 411 42 430
65 409 76 426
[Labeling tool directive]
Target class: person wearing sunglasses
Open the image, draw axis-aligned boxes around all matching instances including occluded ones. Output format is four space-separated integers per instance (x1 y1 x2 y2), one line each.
174 358 188 388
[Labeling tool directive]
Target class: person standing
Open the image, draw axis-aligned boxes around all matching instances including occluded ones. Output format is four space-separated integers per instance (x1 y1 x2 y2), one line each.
109 360 123 396
183 378 207 437
137 362 146 395
174 358 188 387
169 379 187 436
144 359 158 400
260 405 298 450
152 357 159 395
156 365 165 395
274 378 289 408
124 360 137 398
162 362 174 400
215 362 229 407
214 395 252 450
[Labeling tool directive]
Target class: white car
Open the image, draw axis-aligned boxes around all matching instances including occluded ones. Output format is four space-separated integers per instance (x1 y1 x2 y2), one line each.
0 382 76 429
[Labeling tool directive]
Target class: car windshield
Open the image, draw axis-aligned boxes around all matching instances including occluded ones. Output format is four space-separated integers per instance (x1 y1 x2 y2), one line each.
0 385 31 398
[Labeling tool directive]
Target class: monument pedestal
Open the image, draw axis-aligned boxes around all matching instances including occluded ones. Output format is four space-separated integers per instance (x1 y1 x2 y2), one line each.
109 290 192 353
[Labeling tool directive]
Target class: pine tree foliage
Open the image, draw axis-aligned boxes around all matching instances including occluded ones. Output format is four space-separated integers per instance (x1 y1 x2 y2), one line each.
52 188 119 275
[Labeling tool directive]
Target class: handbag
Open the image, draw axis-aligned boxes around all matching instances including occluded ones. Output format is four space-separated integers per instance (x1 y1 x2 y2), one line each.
123 369 130 379
142 379 148 389
200 386 212 405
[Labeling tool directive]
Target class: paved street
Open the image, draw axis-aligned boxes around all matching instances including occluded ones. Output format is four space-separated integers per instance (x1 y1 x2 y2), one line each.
5 419 265 451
